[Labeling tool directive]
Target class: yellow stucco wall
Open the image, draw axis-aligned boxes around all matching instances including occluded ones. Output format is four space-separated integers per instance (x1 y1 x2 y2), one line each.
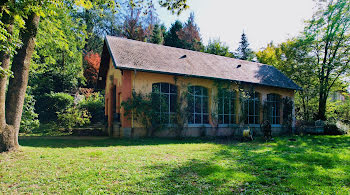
105 59 295 129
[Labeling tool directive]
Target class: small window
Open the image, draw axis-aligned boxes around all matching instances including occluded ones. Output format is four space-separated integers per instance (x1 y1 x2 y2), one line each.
188 86 209 124
266 93 281 124
218 90 236 124
152 83 177 124
242 91 260 124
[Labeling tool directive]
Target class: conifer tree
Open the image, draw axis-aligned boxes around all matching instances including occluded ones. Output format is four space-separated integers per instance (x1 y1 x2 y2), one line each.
150 24 164 44
236 32 254 61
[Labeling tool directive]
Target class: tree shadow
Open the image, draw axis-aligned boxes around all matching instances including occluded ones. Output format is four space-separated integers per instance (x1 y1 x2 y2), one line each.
139 135 350 193
18 137 237 148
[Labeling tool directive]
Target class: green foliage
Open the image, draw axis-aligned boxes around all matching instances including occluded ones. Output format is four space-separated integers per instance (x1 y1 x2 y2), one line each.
36 92 74 123
282 97 294 132
57 106 91 129
150 24 164 44
164 20 185 48
121 90 168 136
235 32 254 61
78 92 105 123
324 119 349 135
256 40 319 121
203 38 234 57
20 93 40 133
177 12 203 51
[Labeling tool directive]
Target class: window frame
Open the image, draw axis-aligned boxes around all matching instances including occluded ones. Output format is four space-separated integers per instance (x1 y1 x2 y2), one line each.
188 86 209 125
218 89 237 125
266 93 281 124
152 83 177 124
243 91 260 124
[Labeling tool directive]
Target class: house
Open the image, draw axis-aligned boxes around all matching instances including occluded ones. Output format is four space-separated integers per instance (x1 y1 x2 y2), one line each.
97 36 302 138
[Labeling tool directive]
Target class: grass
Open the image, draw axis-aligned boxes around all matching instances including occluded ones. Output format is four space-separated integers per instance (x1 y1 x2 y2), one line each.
0 135 349 194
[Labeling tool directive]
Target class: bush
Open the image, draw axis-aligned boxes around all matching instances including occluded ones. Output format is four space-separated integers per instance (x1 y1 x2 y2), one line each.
20 93 40 133
78 92 104 123
57 107 91 129
36 92 74 122
324 120 349 135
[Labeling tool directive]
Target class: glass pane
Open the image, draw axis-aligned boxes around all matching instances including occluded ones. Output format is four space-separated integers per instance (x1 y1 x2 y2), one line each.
188 114 194 124
218 115 223 124
161 94 169 113
194 86 201 95
276 117 280 124
203 97 208 113
188 96 194 114
202 88 208 96
161 83 169 93
170 94 177 112
203 114 209 124
255 100 260 115
249 116 254 124
218 98 223 114
255 116 260 124
195 96 201 113
152 94 160 112
170 84 177 93
230 115 236 124
224 115 229 124
249 101 254 115
224 98 229 114
195 114 202 124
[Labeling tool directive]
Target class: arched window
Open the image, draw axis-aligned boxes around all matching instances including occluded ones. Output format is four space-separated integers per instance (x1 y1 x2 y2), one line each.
188 86 209 124
152 83 177 124
243 91 260 124
266 93 281 124
218 90 237 124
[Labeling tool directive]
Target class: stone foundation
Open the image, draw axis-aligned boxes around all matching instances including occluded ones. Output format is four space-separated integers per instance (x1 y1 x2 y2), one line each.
118 125 290 138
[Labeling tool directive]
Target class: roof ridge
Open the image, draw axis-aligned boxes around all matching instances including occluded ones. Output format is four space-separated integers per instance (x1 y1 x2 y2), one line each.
106 35 268 67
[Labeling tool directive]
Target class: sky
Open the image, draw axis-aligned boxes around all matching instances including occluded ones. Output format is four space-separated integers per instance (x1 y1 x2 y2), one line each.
156 0 318 51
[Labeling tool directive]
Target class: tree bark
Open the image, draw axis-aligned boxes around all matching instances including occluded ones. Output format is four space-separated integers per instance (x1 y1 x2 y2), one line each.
0 4 15 152
1 12 40 152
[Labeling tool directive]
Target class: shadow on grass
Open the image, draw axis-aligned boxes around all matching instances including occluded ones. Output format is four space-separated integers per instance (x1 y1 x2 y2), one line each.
140 135 350 194
19 137 240 148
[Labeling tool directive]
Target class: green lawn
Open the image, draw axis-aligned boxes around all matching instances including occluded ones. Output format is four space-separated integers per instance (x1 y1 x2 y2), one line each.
1 136 349 194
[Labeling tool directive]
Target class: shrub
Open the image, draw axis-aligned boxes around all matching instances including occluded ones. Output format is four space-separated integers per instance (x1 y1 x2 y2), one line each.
36 92 74 122
78 92 104 123
57 107 91 129
20 93 40 133
324 120 349 135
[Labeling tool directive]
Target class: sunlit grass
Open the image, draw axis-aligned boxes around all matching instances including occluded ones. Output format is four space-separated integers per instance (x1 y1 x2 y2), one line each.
0 135 349 194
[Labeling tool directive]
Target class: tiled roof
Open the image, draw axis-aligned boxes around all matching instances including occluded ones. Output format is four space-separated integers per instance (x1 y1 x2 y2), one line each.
102 36 302 90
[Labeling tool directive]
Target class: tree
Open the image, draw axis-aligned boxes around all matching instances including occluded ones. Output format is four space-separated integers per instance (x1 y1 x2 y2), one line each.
164 20 184 48
256 40 319 121
177 12 203 51
84 51 101 87
150 24 164 44
203 38 234 57
0 0 189 152
304 0 350 120
236 31 254 61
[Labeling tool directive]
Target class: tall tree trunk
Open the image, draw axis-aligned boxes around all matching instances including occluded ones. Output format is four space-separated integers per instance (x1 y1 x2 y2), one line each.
1 12 40 152
318 92 327 121
0 6 14 152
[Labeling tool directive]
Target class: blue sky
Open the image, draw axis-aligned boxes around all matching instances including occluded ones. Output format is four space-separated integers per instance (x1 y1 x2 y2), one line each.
156 0 318 51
